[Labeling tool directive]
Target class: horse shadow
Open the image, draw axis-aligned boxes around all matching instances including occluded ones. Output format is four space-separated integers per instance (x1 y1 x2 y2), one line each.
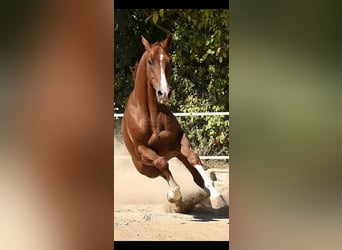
188 205 229 222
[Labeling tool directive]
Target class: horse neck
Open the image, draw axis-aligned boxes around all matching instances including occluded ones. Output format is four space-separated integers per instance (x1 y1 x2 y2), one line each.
134 53 159 124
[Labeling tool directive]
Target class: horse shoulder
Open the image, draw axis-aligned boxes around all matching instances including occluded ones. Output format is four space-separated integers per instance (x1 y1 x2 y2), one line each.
124 106 152 137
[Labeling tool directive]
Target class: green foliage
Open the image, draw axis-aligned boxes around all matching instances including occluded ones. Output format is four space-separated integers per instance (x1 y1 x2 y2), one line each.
114 9 229 156
176 95 229 156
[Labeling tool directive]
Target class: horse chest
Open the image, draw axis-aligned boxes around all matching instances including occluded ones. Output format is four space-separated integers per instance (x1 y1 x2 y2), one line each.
147 125 182 150
137 121 172 145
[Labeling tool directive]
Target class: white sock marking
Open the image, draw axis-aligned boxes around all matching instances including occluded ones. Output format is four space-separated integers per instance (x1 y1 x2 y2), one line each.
194 164 221 197
167 176 180 191
167 176 181 201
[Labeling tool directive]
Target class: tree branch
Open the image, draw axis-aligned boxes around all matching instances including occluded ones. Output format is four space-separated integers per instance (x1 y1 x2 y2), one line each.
143 9 171 35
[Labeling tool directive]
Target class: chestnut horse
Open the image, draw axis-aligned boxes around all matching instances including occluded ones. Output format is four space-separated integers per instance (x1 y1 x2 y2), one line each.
121 34 226 211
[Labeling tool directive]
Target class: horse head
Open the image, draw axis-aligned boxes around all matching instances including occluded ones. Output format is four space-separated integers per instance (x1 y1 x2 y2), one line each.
141 34 172 104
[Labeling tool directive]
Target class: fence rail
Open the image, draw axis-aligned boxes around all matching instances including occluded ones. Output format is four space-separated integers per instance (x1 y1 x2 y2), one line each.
114 111 229 160
114 111 229 118
114 155 229 160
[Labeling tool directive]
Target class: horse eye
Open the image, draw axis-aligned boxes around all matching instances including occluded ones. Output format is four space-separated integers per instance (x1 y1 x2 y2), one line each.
148 59 153 65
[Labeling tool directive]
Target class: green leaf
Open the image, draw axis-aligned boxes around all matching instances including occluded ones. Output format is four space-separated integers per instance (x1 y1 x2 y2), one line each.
153 12 158 24
198 22 203 30
216 47 221 56
200 53 208 62
144 15 152 23
207 48 215 55
159 9 164 17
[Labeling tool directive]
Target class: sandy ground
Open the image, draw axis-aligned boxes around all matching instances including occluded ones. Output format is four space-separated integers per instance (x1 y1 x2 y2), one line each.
114 140 229 241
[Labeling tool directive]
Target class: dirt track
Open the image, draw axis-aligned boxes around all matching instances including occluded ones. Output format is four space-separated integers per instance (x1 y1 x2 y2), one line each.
114 203 229 241
114 141 229 241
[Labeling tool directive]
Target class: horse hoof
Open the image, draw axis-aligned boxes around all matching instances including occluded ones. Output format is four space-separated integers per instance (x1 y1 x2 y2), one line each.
210 194 227 209
167 189 181 203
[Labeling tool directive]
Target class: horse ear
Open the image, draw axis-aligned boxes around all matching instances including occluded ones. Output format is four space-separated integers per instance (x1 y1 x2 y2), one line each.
141 35 151 51
161 34 172 50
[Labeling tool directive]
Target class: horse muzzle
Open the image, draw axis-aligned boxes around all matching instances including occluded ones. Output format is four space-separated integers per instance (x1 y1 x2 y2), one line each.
156 90 169 104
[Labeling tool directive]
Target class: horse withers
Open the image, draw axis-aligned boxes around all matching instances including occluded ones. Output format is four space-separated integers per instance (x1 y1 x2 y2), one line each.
121 34 226 211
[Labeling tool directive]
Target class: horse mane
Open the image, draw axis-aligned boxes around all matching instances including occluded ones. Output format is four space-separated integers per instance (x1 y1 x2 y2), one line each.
130 61 139 81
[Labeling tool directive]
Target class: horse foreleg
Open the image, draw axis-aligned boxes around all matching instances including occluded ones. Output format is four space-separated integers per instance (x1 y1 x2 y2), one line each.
137 145 182 203
178 133 227 209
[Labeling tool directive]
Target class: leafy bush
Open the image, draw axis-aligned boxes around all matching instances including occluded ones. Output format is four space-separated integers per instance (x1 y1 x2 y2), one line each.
173 95 229 157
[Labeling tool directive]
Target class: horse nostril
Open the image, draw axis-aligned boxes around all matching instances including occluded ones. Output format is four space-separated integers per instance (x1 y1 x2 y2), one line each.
157 90 163 97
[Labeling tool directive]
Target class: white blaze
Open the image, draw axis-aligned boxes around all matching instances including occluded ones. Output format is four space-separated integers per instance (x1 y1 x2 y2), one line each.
159 54 168 94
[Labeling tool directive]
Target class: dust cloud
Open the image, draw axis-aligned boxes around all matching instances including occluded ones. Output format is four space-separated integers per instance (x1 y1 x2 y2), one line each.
114 139 204 206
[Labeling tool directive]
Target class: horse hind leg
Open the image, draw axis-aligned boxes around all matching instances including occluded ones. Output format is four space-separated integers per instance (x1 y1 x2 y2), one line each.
178 133 227 209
